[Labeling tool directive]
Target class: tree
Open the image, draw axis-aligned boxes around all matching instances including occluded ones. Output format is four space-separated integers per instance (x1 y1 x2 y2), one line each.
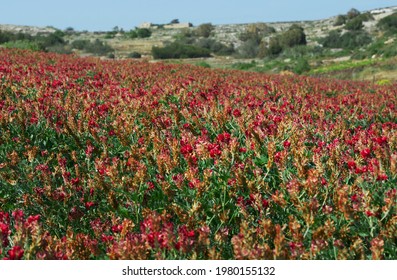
345 17 364 31
347 8 361 19
334 15 347 26
258 37 283 57
195 23 214 38
280 24 306 48
238 39 260 58
136 28 152 38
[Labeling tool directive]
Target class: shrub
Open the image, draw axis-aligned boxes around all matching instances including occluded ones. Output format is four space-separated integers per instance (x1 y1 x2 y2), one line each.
345 17 364 31
71 39 90 50
194 23 214 38
37 32 66 49
280 24 306 48
195 61 211 68
46 44 72 54
136 28 152 38
238 39 260 58
195 38 234 55
377 12 397 33
3 40 42 51
259 37 283 58
232 61 257 70
322 30 371 49
293 58 311 74
126 28 152 39
334 15 347 26
85 39 114 56
128 52 142 58
152 42 211 59
347 8 361 19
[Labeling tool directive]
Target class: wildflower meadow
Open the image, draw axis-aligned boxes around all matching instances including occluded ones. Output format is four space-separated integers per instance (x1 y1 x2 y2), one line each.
0 49 396 259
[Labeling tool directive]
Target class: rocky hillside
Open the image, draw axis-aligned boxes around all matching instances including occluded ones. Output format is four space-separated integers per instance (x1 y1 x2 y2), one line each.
1 6 397 81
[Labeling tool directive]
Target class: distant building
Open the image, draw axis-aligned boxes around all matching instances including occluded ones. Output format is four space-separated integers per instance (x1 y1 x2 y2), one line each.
164 23 192 29
139 22 153 29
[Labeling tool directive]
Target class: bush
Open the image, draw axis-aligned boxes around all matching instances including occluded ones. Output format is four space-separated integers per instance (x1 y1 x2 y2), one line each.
195 61 211 68
334 15 347 26
37 32 66 49
136 28 152 38
71 39 90 50
322 30 371 49
128 52 142 58
259 37 282 58
232 61 257 70
377 12 397 33
0 31 35 45
46 44 72 54
126 28 152 39
195 38 234 55
3 40 42 51
347 8 361 19
345 17 363 31
293 58 311 74
85 39 114 56
194 23 214 38
280 24 306 48
238 39 260 58
152 42 211 59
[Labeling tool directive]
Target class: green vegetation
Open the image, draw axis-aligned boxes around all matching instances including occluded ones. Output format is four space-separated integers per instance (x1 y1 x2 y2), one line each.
279 24 307 48
321 30 372 49
126 28 152 39
345 17 364 31
194 23 214 38
127 51 142 58
70 39 114 56
152 42 211 59
309 59 376 74
3 40 42 51
377 12 397 33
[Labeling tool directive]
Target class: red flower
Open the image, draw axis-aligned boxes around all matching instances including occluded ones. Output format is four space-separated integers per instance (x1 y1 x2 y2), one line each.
377 174 388 181
27 215 40 224
5 246 24 260
232 109 241 117
71 177 79 185
216 132 231 144
111 224 123 233
181 144 193 155
347 160 356 170
85 201 95 210
283 140 291 149
12 210 24 221
365 210 375 217
360 148 371 159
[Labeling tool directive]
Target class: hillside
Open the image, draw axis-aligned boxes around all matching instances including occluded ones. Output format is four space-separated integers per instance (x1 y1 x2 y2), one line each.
1 6 397 82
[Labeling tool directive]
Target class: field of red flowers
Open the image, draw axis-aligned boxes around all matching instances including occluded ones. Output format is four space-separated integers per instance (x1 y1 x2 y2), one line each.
0 48 396 260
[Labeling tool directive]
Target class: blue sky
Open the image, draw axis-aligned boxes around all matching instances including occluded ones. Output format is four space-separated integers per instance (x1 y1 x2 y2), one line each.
1 0 396 31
